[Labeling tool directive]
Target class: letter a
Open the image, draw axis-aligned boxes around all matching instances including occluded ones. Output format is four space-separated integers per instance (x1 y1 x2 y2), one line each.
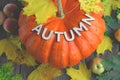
32 24 43 35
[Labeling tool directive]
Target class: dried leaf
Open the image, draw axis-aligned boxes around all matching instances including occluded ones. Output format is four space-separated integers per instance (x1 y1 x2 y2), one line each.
96 36 113 55
27 64 62 80
0 36 36 66
23 0 57 24
14 49 37 66
0 38 18 60
67 62 91 80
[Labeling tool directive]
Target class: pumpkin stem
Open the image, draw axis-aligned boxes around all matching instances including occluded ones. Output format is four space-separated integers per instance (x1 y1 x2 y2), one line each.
57 0 65 18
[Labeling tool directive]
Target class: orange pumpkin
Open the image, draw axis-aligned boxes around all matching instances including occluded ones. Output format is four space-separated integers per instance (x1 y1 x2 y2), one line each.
18 0 105 68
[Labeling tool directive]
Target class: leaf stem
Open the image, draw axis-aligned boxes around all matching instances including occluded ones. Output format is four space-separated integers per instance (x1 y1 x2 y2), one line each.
57 0 64 18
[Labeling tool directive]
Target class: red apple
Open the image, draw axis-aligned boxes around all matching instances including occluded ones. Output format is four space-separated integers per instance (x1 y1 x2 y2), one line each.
114 28 120 42
90 57 104 75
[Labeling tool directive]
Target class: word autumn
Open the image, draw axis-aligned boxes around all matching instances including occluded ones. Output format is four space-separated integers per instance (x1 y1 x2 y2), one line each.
32 14 95 42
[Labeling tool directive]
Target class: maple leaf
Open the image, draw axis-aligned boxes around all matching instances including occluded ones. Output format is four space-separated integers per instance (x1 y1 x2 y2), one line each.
23 0 57 24
96 36 113 55
27 64 62 80
67 62 91 80
0 36 36 66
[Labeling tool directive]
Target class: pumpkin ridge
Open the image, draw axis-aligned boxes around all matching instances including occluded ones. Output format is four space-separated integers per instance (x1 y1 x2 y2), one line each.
68 41 82 66
91 16 105 32
75 36 94 59
74 39 85 60
89 16 105 41
36 35 56 63
80 21 101 50
49 35 69 68
19 23 37 44
31 38 41 59
81 31 99 51
36 18 64 64
48 21 69 68
24 33 38 55
88 25 103 42
59 37 69 68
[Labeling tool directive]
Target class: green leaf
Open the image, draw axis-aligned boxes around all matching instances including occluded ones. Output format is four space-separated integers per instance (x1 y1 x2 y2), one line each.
0 62 23 80
95 56 120 80
12 74 23 80
102 59 113 71
104 16 118 30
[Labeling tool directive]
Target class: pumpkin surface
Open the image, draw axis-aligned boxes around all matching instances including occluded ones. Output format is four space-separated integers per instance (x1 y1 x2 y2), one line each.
18 0 105 68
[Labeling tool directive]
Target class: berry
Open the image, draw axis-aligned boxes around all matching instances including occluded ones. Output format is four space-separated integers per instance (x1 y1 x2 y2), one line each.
3 18 18 34
3 3 18 17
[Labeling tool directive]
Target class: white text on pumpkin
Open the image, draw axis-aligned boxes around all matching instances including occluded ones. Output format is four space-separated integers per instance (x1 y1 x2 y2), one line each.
32 14 95 42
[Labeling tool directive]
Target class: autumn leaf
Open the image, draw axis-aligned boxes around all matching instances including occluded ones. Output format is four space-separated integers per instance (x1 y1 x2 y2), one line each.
0 38 18 60
102 0 112 16
102 0 120 20
14 49 37 66
96 36 113 55
78 0 102 13
0 36 36 66
67 62 91 80
27 64 62 80
23 0 57 24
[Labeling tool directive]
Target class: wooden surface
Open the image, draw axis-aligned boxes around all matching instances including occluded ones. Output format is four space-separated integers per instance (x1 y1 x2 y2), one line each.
0 42 119 80
0 0 120 80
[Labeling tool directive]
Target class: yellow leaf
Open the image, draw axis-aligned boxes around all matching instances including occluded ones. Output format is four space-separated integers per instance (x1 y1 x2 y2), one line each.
0 36 36 66
27 64 62 80
67 62 91 80
23 0 57 24
79 0 103 13
14 49 37 66
102 0 112 16
0 39 18 60
96 36 113 55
